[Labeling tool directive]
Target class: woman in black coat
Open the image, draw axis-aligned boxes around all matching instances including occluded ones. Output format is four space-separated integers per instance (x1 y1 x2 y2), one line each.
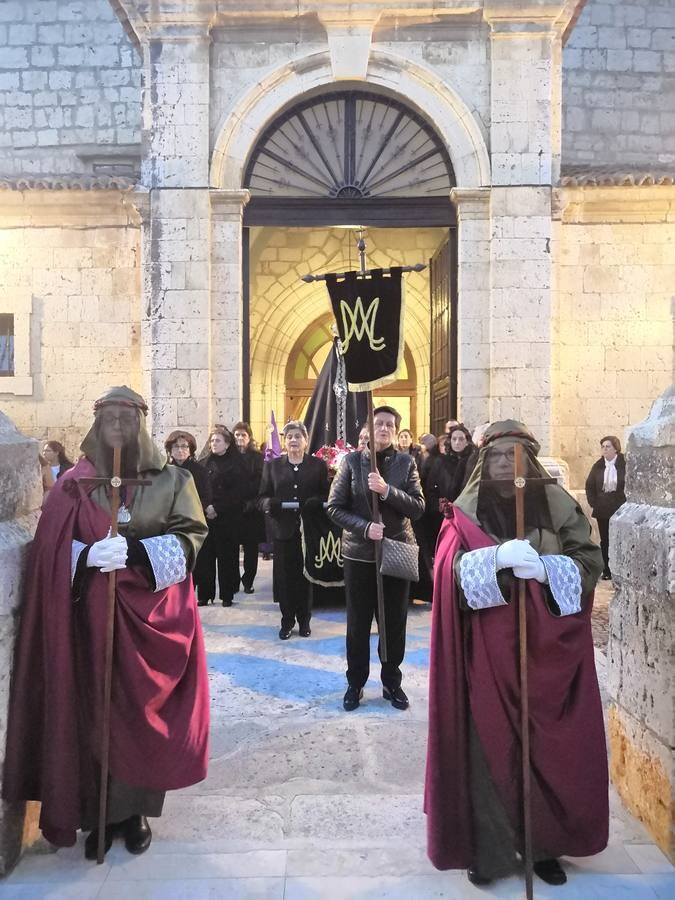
198 428 246 607
232 421 265 594
258 421 329 640
585 435 626 580
165 430 212 513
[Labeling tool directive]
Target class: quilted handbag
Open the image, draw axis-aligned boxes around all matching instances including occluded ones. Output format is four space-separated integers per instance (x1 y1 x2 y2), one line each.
379 537 419 582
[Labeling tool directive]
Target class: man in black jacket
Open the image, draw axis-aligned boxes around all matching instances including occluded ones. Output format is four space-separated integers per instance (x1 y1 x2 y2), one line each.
327 406 425 711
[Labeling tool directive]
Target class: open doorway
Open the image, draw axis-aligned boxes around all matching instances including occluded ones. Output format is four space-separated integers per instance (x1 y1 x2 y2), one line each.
245 225 450 447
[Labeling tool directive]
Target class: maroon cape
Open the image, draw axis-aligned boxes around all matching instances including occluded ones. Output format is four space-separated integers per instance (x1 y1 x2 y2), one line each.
425 507 608 869
3 461 210 847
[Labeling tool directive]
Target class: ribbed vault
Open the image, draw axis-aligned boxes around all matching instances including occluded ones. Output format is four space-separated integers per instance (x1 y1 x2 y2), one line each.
248 226 447 441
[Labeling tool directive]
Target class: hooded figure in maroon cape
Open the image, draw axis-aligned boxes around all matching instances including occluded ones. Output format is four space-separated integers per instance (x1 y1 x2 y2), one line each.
3 386 210 859
425 420 607 887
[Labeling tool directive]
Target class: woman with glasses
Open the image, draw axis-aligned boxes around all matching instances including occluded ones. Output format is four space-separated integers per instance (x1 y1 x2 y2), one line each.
427 420 606 888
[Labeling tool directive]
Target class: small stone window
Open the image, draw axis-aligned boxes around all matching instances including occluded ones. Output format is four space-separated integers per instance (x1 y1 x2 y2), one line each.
0 314 14 377
0 293 33 396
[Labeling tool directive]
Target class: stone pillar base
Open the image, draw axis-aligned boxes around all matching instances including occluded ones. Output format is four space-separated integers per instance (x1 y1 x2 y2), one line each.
608 705 673 861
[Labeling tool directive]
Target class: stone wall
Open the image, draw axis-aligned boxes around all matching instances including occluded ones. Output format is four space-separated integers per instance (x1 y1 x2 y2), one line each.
552 184 675 487
0 189 142 457
0 412 42 875
607 386 674 861
0 0 141 178
562 0 675 168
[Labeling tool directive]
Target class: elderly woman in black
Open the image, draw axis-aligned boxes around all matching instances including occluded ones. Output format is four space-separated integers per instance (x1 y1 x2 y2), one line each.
258 421 329 640
585 435 626 580
327 405 424 712
198 427 244 607
165 430 212 515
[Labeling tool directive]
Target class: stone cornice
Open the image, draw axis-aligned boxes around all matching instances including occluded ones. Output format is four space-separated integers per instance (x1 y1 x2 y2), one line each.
0 188 143 227
553 184 675 224
0 175 137 192
114 0 217 43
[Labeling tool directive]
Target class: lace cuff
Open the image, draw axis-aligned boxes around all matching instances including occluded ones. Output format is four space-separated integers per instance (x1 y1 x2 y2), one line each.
541 555 582 616
140 534 187 592
458 546 508 611
71 540 87 584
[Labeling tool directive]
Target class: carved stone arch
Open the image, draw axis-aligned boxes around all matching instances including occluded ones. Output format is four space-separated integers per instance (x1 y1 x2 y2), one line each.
210 49 490 191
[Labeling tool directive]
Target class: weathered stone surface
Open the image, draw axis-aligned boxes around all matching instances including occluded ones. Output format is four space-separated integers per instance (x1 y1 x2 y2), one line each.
608 386 675 862
0 413 41 875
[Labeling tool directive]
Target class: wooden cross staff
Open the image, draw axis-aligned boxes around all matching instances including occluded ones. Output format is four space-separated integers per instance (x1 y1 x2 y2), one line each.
484 442 556 900
78 446 151 864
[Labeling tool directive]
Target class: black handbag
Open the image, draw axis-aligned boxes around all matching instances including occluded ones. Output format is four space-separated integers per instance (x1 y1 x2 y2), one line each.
379 537 419 582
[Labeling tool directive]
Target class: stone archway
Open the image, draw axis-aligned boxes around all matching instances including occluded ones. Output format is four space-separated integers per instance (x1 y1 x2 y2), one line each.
210 49 490 191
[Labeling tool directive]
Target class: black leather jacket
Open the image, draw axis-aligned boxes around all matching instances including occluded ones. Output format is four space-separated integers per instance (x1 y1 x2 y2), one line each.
327 448 425 563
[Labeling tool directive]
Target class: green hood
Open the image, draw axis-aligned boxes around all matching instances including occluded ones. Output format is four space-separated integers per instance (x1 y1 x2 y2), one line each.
80 385 166 474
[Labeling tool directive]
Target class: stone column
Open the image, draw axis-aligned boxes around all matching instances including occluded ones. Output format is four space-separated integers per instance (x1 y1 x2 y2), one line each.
484 3 565 452
210 191 250 428
0 413 42 874
608 386 675 862
139 21 212 441
450 187 491 430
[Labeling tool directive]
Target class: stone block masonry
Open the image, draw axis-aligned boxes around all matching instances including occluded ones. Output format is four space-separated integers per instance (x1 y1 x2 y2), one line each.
607 386 675 862
563 0 675 167
0 412 42 874
0 0 141 177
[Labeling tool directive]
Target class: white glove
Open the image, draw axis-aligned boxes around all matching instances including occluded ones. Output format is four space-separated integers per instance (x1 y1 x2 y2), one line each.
87 534 128 573
513 558 547 583
496 539 538 570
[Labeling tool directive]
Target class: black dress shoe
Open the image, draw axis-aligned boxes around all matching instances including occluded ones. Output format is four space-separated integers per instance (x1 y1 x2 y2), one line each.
533 858 567 885
123 815 152 855
197 598 210 607
383 685 409 710
222 597 233 607
243 586 254 594
467 866 492 886
279 626 293 640
343 686 363 711
84 825 115 860
298 623 311 637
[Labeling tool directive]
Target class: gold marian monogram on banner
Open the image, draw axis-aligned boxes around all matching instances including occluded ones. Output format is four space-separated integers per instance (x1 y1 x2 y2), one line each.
339 297 385 353
314 531 343 569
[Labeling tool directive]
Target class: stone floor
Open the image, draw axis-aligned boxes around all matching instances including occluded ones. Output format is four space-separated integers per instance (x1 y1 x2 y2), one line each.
3 559 673 899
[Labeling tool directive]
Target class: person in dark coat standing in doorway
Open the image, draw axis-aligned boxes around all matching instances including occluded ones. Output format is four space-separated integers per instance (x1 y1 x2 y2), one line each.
232 421 265 594
258 421 329 640
584 435 626 580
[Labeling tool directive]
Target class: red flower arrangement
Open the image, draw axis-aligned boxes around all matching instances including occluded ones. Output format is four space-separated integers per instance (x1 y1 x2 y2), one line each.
313 439 355 476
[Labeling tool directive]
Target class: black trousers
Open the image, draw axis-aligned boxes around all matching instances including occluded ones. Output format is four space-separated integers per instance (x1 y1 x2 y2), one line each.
343 558 410 690
241 542 259 590
273 534 311 629
197 520 240 603
597 517 611 574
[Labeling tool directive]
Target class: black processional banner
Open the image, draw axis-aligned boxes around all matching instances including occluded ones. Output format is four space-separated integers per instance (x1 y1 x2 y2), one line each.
300 504 344 587
325 268 404 392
